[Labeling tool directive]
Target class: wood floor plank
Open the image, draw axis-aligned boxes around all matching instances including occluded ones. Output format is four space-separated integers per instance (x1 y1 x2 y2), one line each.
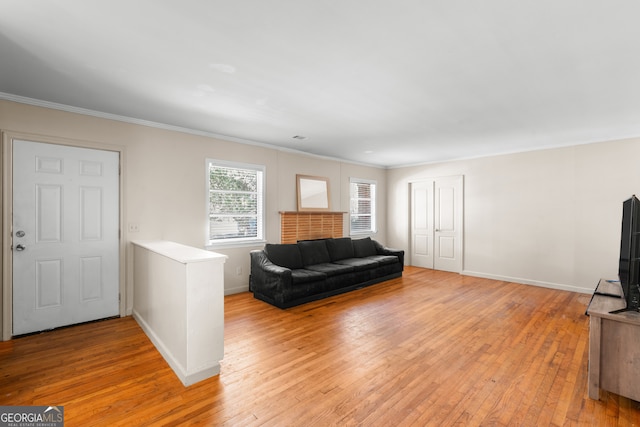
1 266 640 426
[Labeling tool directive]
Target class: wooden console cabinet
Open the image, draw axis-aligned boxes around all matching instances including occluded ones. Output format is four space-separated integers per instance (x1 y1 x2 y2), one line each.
587 279 640 401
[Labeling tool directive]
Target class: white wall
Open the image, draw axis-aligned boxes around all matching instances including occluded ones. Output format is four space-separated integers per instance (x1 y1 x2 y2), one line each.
5 96 632 326
0 99 386 328
387 138 640 293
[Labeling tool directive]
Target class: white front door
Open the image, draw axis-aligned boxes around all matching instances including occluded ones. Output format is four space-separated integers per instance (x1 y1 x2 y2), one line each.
410 176 463 273
12 140 120 335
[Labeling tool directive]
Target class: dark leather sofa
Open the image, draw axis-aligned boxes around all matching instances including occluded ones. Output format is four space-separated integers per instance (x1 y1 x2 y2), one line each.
249 237 404 308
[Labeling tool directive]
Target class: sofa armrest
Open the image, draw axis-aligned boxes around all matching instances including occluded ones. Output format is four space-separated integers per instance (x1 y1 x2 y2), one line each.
250 250 293 295
373 240 405 267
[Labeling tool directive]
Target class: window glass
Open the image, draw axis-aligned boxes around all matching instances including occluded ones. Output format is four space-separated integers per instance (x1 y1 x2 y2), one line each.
350 178 376 234
207 160 265 245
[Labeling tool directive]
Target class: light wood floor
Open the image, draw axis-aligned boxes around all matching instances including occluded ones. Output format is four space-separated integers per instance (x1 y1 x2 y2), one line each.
1 267 640 426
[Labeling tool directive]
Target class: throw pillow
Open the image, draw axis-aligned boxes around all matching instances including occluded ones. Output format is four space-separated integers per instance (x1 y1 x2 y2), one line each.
298 240 331 266
353 237 377 257
326 237 354 261
264 244 304 269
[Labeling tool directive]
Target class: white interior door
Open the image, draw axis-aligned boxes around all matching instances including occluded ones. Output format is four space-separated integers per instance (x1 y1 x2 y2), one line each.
434 176 463 272
12 140 120 335
411 180 434 268
410 176 463 273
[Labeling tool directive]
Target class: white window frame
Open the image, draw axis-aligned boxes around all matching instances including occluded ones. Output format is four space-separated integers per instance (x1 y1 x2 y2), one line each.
206 159 266 248
349 177 377 235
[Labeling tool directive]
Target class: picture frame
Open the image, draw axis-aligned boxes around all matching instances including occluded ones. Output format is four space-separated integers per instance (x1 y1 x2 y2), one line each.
296 174 330 211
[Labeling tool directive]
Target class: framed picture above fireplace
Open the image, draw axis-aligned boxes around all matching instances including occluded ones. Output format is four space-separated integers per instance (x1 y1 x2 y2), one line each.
296 174 330 211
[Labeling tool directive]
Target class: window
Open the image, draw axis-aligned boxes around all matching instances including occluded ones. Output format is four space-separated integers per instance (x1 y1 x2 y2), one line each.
207 159 265 246
350 178 376 234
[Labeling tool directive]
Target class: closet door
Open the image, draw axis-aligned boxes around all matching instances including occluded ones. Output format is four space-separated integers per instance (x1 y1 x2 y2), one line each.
410 176 463 273
433 176 463 272
410 180 434 268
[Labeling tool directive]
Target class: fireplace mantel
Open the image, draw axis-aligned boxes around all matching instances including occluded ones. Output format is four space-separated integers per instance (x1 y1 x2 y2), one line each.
279 211 346 244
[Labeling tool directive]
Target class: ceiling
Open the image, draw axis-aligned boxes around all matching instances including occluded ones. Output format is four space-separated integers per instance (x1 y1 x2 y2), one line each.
1 1 640 168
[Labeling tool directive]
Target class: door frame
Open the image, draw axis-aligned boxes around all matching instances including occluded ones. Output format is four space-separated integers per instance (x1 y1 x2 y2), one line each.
1 131 126 340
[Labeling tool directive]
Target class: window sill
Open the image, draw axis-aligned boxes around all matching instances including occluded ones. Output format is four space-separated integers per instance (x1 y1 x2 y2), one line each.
350 230 378 236
205 239 266 251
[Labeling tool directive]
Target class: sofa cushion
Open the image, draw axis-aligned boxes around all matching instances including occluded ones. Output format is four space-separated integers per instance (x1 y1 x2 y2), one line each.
298 240 331 266
305 263 355 277
353 237 377 257
326 237 354 261
264 243 304 269
335 257 379 272
291 269 327 285
367 255 398 266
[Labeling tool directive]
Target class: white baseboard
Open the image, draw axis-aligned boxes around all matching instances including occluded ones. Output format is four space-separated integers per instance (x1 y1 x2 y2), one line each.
225 285 249 296
461 270 595 294
132 310 220 387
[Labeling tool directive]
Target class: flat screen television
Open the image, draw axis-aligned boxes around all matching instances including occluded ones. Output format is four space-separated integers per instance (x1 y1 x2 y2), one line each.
613 195 640 313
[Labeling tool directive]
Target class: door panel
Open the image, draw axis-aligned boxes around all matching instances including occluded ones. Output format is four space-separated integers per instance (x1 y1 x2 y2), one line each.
37 185 62 241
437 187 455 231
438 236 455 259
80 186 104 240
12 140 120 335
36 259 62 308
81 256 103 301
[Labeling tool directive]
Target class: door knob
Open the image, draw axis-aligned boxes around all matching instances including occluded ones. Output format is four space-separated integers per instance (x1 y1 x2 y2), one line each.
14 244 25 251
